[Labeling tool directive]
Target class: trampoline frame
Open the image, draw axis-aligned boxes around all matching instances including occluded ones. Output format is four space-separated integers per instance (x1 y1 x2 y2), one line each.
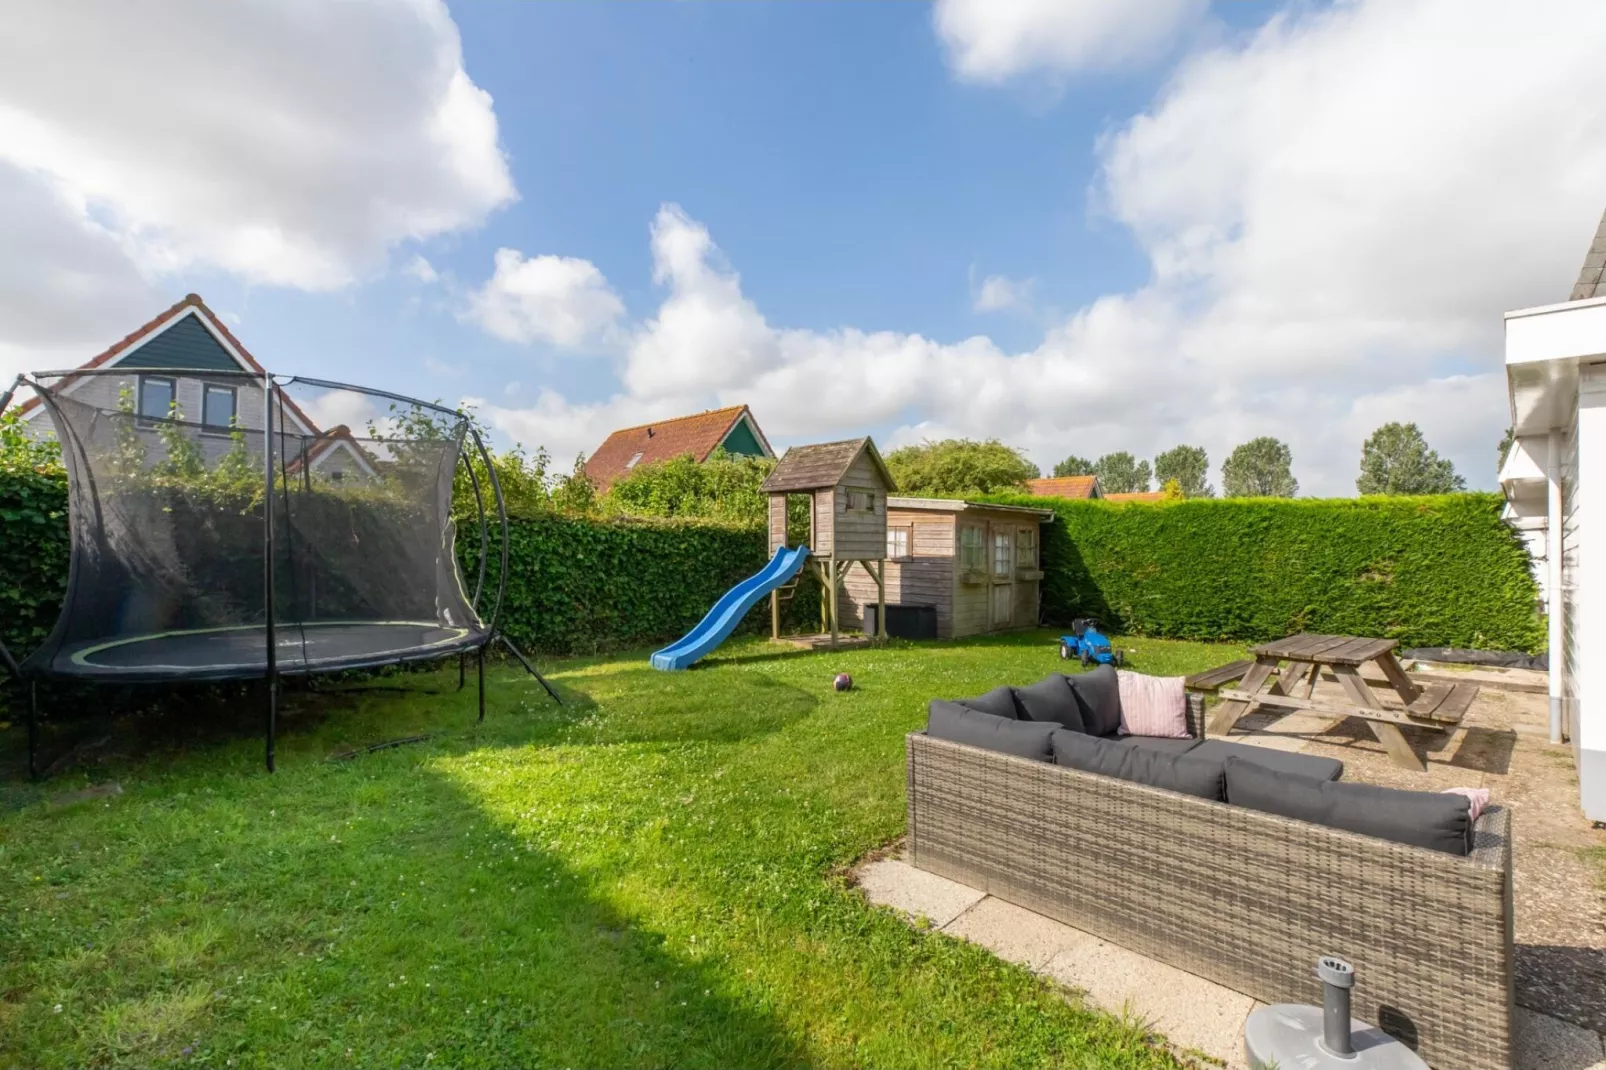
0 368 560 777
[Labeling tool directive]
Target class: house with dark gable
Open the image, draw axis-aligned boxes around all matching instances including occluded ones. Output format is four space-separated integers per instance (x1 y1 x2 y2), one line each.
20 293 375 483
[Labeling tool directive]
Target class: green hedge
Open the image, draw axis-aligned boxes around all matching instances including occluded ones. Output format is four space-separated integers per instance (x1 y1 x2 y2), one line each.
0 466 70 666
472 512 781 655
988 492 1544 652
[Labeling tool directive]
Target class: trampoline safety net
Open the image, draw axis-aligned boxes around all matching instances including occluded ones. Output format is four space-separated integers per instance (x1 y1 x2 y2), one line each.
22 372 487 681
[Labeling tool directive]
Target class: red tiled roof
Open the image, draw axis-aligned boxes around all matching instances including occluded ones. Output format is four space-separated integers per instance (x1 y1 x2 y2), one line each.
1025 475 1101 499
584 405 767 490
17 293 321 436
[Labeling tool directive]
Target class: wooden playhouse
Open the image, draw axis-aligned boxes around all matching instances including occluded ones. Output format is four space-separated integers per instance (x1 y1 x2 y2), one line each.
759 437 894 648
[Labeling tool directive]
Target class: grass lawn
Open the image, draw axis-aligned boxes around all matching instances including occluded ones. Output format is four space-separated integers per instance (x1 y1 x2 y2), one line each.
0 629 1242 1069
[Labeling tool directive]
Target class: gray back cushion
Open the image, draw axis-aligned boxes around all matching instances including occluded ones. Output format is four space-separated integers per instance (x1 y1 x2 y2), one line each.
1224 758 1471 856
956 685 1022 719
927 700 1057 762
1013 674 1087 732
1066 665 1123 737
1190 739 1343 783
1052 730 1226 801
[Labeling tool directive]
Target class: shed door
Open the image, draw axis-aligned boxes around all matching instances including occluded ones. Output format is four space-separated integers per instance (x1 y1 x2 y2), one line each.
990 528 1014 627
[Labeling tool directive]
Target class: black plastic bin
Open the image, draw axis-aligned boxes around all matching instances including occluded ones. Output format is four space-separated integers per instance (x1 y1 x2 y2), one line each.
863 603 938 640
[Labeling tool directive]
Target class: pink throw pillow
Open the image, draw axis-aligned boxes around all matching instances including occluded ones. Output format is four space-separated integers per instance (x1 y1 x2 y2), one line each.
1441 787 1491 824
1117 671 1191 738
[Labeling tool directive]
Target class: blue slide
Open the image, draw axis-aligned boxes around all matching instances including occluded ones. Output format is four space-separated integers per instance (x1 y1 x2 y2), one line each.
650 545 811 670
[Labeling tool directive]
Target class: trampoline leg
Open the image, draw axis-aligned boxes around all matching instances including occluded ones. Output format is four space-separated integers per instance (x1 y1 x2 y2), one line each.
458 652 466 693
477 645 486 723
27 680 39 781
498 634 562 705
266 678 277 774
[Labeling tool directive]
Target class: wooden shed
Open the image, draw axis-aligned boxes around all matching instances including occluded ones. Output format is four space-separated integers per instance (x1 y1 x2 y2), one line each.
759 437 895 645
840 497 1054 639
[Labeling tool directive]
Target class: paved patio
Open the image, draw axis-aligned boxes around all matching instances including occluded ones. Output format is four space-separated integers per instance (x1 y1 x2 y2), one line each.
854 665 1606 1069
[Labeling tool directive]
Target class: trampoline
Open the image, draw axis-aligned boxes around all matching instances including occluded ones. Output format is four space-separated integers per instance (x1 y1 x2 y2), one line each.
0 367 558 775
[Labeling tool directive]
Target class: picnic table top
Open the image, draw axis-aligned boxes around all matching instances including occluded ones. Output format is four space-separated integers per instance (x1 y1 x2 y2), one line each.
1250 632 1398 666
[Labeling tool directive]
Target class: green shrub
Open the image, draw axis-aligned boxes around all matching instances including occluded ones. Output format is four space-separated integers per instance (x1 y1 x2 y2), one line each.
468 512 777 655
988 492 1544 652
0 411 69 666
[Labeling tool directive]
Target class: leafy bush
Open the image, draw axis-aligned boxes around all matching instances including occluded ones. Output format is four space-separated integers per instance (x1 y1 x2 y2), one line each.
989 492 1544 652
885 438 1039 496
0 411 70 669
469 511 775 655
598 448 773 522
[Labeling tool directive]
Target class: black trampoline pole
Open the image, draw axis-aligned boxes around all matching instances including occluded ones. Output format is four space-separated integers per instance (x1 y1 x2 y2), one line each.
262 374 278 773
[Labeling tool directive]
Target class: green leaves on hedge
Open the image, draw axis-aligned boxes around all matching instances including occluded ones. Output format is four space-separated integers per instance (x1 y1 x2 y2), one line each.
991 492 1544 652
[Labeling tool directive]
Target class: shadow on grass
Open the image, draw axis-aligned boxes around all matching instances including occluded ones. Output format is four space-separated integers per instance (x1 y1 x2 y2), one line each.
0 729 809 1068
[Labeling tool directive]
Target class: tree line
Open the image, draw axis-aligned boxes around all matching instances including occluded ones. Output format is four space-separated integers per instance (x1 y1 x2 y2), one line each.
883 421 1465 499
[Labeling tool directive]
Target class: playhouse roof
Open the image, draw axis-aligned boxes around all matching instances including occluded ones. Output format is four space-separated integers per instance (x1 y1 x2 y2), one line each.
585 405 771 490
760 437 894 493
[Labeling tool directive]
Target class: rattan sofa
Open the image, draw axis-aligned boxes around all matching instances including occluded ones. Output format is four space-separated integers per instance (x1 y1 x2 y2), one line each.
905 693 1515 1070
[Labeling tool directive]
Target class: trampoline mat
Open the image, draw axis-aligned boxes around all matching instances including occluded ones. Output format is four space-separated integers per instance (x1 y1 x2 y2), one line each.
51 621 483 681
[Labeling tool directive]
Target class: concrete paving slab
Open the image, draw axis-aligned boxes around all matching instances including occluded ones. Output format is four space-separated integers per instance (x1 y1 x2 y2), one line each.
1514 1007 1606 1070
1043 937 1257 1068
856 859 985 928
940 895 1093 970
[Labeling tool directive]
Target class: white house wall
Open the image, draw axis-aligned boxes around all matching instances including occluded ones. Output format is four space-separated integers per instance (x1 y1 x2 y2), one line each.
1572 367 1605 819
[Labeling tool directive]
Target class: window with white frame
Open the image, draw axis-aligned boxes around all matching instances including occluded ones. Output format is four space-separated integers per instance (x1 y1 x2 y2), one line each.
202 384 237 430
992 530 1013 578
626 451 645 470
138 376 175 422
887 524 912 559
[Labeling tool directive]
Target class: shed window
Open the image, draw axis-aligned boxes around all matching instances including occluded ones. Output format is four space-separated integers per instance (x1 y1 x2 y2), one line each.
887 525 912 559
845 488 877 512
959 525 984 573
202 384 237 430
138 376 175 422
1015 527 1038 568
992 531 1013 578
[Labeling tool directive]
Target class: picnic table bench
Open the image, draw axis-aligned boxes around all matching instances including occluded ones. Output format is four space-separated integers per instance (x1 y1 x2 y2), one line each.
1183 633 1479 771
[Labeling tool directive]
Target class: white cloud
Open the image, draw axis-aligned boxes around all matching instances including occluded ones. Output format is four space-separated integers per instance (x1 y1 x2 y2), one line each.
0 162 160 380
934 0 1205 82
407 255 441 284
973 273 1035 313
485 0 1606 497
0 0 513 293
465 248 625 347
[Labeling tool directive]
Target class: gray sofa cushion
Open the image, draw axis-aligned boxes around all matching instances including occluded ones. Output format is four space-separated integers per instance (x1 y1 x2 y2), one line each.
1191 739 1343 782
1013 675 1088 732
1066 665 1123 737
1119 736 1203 757
1224 758 1472 856
957 685 1022 719
1052 730 1226 801
928 700 1056 762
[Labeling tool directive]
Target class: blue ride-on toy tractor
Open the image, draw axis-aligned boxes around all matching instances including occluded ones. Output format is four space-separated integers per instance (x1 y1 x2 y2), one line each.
1059 618 1124 668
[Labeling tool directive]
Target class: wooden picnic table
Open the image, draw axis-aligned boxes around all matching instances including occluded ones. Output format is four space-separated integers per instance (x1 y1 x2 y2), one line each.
1184 632 1480 771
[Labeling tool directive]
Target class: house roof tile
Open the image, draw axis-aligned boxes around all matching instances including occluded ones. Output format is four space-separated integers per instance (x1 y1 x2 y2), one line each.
1025 475 1101 499
584 405 767 490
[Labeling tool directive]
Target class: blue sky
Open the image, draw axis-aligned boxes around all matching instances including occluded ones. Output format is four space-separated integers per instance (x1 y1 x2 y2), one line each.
3 0 1604 493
